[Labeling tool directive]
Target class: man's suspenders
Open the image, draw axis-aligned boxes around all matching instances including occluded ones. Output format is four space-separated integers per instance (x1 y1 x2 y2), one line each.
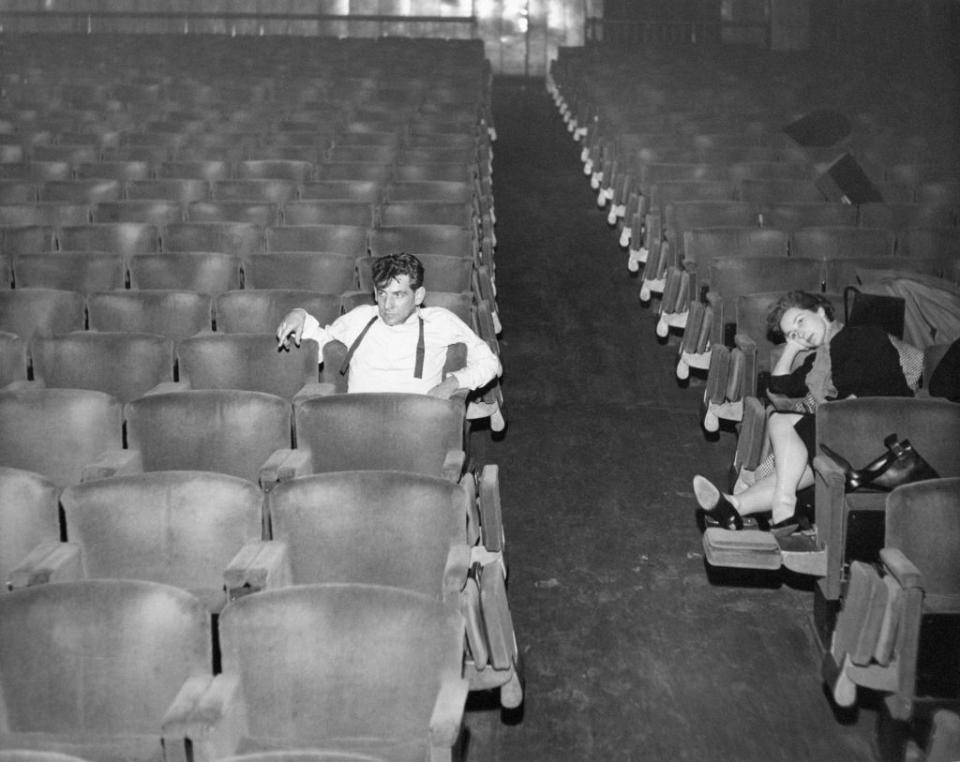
339 315 426 378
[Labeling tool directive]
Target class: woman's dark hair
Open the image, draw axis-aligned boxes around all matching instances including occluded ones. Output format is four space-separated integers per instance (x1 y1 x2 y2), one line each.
371 252 425 291
766 290 835 343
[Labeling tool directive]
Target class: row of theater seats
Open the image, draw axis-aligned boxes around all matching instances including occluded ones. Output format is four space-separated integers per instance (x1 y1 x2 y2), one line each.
0 33 516 761
548 44 959 761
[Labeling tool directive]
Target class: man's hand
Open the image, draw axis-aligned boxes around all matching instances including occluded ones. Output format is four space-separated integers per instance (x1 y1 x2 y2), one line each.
426 375 460 399
276 308 307 349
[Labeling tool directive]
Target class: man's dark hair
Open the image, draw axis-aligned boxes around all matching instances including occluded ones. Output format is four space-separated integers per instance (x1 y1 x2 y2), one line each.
766 290 836 343
371 252 425 291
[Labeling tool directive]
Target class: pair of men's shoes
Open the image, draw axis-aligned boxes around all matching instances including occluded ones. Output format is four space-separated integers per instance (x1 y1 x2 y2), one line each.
692 475 810 537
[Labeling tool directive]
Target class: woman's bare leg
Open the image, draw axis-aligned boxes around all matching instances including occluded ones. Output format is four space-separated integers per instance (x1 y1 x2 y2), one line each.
725 413 813 521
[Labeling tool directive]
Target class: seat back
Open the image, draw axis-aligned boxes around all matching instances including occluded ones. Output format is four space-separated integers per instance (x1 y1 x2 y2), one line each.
0 288 86 341
0 579 210 734
61 471 263 608
368 225 475 260
87 290 213 339
128 252 243 294
282 200 377 227
791 226 896 259
0 466 60 589
267 471 467 595
293 393 465 477
708 257 824 299
0 388 123 487
242 252 358 292
125 389 292 482
12 252 127 293
1 224 57 255
215 290 342 333
161 222 263 256
57 223 159 256
758 202 858 231
884 477 960 605
265 224 369 257
30 331 175 404
218 583 463 743
817 398 960 482
178 333 319 399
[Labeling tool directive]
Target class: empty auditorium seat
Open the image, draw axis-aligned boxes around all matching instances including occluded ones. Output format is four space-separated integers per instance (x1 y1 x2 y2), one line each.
162 583 467 762
0 579 211 761
0 387 123 487
87 289 213 339
177 332 323 400
29 331 175 403
214 290 342 333
0 288 86 341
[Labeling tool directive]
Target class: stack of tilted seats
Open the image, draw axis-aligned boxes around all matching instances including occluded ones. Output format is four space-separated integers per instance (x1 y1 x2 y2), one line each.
548 41 960 761
0 33 520 762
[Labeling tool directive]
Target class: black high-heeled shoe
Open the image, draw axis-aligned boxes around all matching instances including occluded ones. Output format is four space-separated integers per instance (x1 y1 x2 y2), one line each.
693 475 744 531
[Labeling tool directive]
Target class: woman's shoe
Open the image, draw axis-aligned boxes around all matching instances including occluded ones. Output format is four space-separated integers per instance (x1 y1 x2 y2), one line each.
767 511 812 538
693 475 743 531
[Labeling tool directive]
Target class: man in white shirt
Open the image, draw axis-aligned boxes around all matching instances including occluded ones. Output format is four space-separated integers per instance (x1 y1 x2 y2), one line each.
275 252 501 399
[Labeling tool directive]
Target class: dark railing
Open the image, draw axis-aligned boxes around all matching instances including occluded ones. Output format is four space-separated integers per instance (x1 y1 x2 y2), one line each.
584 17 721 47
0 9 479 38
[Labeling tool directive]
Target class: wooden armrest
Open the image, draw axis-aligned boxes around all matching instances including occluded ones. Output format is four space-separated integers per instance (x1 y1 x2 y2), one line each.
443 543 471 600
145 380 190 396
292 382 336 401
880 548 923 589
734 332 757 353
429 674 470 750
7 541 82 589
478 464 504 553
259 448 312 490
460 574 489 669
441 449 466 483
479 560 519 675
81 448 143 482
162 674 247 762
813 453 846 483
224 540 291 602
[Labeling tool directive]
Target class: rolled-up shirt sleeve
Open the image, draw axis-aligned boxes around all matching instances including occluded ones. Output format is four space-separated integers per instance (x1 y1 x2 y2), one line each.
431 310 501 391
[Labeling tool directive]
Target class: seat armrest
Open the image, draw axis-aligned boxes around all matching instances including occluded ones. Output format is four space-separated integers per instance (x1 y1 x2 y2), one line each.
162 674 247 762
478 464 505 553
2 379 42 391
733 332 757 353
880 548 922 589
259 448 312 491
145 380 190 396
293 381 336 402
442 449 466 483
224 539 291 601
7 541 82 589
429 675 470 750
81 448 143 482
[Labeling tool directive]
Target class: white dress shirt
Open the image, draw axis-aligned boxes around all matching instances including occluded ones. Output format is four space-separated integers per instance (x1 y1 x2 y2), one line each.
301 304 501 394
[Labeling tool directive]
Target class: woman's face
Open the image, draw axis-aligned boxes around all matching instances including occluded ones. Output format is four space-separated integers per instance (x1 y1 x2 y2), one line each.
780 306 830 349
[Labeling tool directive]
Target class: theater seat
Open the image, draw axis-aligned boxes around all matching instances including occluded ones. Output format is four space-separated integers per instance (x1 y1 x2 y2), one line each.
162 583 467 762
0 579 211 762
288 393 466 483
0 388 123 487
823 478 960 726
29 331 175 404
87 290 213 340
177 333 323 400
14 471 265 611
100 390 295 487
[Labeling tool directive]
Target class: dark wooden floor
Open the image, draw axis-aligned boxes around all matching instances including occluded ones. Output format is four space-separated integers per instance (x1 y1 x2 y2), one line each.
462 77 881 762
